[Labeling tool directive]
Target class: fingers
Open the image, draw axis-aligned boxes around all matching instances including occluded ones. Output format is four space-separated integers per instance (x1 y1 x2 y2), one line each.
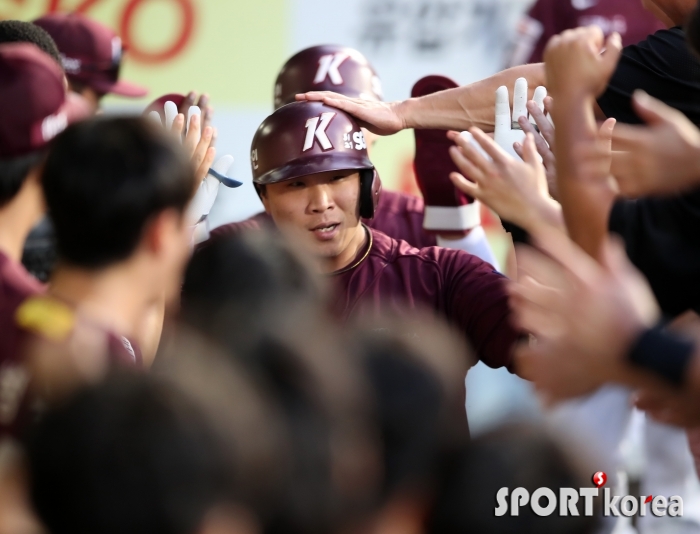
296 91 347 102
449 144 488 184
495 85 511 135
512 78 529 126
449 172 480 198
469 127 511 165
526 100 555 147
181 91 197 114
186 106 202 144
521 133 540 167
191 125 214 174
631 90 679 126
195 146 217 184
520 115 555 165
147 110 162 126
530 86 547 127
597 117 617 152
164 100 179 130
183 111 202 155
601 32 623 79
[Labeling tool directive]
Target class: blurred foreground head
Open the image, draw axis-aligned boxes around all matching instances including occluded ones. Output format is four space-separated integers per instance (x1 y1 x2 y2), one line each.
426 424 600 534
42 116 195 302
24 335 284 534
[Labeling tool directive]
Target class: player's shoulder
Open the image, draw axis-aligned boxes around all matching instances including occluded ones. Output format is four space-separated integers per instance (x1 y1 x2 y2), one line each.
369 228 487 271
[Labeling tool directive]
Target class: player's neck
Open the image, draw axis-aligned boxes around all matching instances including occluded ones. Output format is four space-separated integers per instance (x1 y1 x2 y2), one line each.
48 261 153 339
321 223 368 274
0 178 44 263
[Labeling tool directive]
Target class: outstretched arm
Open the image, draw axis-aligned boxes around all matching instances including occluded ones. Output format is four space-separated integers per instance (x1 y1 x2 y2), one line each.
297 63 546 135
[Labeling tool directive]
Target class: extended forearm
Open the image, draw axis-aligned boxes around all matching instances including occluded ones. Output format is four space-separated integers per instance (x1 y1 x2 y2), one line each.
552 94 612 260
401 64 546 132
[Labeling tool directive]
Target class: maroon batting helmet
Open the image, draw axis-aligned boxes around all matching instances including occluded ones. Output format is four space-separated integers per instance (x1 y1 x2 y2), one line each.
273 45 382 109
251 101 381 219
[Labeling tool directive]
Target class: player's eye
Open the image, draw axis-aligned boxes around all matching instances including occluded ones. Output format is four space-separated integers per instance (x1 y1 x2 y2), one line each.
331 175 347 182
287 181 305 188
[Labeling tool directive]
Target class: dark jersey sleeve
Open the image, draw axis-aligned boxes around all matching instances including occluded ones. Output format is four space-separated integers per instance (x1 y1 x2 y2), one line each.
597 27 700 317
598 28 700 125
436 249 519 370
609 190 700 317
527 0 571 64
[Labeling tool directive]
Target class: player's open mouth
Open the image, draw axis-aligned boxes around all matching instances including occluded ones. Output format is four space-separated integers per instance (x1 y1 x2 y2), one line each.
310 223 340 240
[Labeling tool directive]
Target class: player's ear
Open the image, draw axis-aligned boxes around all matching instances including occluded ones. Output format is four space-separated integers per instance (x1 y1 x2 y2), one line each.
142 208 182 256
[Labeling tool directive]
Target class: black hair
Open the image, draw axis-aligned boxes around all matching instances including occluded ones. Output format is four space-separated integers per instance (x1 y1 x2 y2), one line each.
0 150 44 206
182 231 322 359
0 20 62 66
24 373 235 534
425 425 600 534
42 117 195 268
686 4 700 59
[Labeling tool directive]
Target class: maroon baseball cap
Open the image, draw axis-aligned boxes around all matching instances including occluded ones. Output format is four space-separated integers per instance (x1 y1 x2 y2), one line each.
34 13 147 98
0 43 90 159
274 45 382 109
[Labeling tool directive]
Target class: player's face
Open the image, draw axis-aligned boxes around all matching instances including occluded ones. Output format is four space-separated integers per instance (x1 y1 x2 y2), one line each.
262 170 365 271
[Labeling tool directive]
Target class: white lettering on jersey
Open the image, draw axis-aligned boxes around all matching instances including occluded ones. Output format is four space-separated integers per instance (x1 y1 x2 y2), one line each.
303 113 336 152
572 0 598 10
353 131 366 150
314 53 350 85
41 112 68 142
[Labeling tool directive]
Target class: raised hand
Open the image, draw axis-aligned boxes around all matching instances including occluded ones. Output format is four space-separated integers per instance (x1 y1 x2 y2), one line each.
510 230 660 405
612 91 700 197
493 78 547 160
448 129 562 235
296 91 406 136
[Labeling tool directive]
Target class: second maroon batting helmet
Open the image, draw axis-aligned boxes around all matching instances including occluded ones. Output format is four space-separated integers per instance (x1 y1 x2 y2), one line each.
251 101 381 219
273 45 382 109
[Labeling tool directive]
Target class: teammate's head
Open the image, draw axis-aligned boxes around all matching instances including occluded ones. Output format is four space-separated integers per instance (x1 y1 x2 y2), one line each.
0 20 62 66
274 45 382 110
34 13 147 111
24 372 247 534
0 43 86 213
41 117 195 300
251 101 381 271
274 45 383 153
425 424 599 534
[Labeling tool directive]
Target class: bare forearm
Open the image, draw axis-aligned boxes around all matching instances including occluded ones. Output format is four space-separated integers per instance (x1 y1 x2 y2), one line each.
400 64 546 132
553 94 612 260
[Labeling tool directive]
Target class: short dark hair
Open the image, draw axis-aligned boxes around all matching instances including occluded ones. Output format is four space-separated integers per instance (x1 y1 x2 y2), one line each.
24 373 235 534
0 20 62 66
0 150 44 206
425 425 600 534
42 117 195 268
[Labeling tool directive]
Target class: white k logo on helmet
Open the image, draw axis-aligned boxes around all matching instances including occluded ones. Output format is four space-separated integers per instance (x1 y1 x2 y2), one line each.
303 113 336 151
314 53 349 85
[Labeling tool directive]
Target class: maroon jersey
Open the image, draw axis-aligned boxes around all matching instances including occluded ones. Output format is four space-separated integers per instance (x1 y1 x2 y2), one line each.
0 291 142 437
510 0 665 65
331 228 516 369
211 190 438 249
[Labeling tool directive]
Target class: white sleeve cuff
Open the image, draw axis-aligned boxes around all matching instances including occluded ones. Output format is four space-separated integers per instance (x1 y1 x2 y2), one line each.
423 201 481 231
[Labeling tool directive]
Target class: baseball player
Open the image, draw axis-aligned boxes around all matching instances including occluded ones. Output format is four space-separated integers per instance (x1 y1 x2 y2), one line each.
33 13 147 112
212 45 499 267
212 101 519 369
508 0 664 67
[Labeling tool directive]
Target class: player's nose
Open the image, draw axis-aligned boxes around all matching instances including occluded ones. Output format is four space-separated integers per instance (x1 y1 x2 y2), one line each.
307 184 335 213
